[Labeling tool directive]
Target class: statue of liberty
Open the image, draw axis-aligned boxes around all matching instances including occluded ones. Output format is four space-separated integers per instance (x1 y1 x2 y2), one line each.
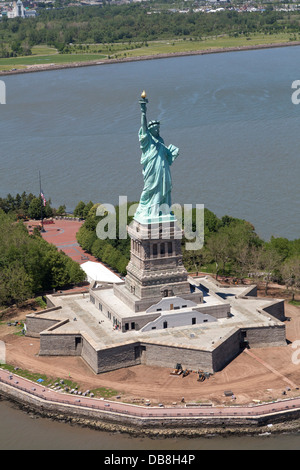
134 91 179 224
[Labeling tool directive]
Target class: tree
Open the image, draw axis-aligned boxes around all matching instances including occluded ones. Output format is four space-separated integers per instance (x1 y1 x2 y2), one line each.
182 247 205 274
82 201 94 219
91 238 106 259
266 236 292 261
66 257 86 285
226 221 262 280
0 211 85 307
73 200 86 218
281 256 300 301
76 225 97 252
28 196 42 219
44 249 70 288
249 246 282 295
28 196 53 220
0 262 33 306
56 204 66 216
205 229 231 280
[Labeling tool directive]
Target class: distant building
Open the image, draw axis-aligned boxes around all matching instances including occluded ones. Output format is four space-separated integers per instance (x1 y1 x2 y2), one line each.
25 9 37 17
7 0 25 18
7 0 37 18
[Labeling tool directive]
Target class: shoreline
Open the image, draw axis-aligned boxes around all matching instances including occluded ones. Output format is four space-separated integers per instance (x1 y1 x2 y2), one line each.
1 368 300 437
1 270 299 439
5 399 300 439
1 40 300 77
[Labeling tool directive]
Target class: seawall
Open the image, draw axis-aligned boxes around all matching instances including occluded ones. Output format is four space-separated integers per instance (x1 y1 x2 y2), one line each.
1 369 300 437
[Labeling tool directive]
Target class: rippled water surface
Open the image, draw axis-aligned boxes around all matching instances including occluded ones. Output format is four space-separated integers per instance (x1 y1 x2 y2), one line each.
0 400 300 450
1 47 300 450
1 46 300 240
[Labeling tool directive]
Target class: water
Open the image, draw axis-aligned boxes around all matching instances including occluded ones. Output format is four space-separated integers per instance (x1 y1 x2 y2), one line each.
0 399 299 450
1 47 300 450
0 46 300 241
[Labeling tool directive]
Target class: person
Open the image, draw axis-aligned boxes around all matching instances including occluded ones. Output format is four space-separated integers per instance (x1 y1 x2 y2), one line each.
134 93 179 224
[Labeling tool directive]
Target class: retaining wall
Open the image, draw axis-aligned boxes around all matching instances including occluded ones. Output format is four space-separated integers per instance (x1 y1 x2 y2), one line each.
244 324 286 348
25 306 62 338
140 341 214 372
1 378 300 433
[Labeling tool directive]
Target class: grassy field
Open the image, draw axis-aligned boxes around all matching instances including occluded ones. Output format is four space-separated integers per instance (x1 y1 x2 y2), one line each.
31 45 58 56
0 33 298 72
116 32 300 58
0 52 106 70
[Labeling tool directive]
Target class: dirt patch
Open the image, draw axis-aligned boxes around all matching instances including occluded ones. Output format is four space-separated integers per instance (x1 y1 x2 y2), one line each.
257 283 299 302
0 299 42 321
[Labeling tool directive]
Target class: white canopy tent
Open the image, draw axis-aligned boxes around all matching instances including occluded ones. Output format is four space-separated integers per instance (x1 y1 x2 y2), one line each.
81 261 123 285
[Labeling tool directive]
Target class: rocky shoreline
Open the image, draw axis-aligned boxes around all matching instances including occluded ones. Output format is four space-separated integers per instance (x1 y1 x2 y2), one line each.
3 395 300 439
1 380 300 438
1 40 300 77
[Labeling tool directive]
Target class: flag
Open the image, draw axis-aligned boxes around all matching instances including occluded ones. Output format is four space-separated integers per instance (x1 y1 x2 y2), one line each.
40 191 46 207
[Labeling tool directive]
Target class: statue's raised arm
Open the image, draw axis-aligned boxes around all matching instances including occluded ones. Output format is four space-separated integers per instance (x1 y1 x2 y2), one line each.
139 90 148 135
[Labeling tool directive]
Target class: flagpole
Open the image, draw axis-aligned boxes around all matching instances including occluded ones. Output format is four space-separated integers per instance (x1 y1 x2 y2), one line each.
39 170 45 233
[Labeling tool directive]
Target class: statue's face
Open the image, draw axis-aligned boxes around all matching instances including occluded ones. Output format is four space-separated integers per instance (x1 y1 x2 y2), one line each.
149 124 160 137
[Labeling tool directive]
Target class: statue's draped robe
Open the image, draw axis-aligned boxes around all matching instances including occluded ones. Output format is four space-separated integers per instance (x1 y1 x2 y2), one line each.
135 126 179 222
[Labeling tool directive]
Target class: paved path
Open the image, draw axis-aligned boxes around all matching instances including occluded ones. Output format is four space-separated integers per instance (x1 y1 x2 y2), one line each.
40 219 99 265
1 368 300 422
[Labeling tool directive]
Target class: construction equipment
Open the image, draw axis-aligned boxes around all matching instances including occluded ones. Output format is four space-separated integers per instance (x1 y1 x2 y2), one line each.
197 370 206 382
182 369 190 378
170 363 183 376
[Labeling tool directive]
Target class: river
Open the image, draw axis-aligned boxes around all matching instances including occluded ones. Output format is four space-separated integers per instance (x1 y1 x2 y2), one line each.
0 46 300 450
0 399 299 450
1 46 300 241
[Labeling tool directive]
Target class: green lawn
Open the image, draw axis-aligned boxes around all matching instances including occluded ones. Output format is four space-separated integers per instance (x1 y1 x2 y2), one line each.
0 33 298 72
0 363 71 388
0 52 106 68
90 386 119 399
116 33 299 59
0 363 119 398
31 45 58 56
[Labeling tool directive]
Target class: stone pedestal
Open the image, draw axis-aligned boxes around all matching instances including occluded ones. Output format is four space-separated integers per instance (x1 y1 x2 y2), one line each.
113 218 202 311
126 218 190 297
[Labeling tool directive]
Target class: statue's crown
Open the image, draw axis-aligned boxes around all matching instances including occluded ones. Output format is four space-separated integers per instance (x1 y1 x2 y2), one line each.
148 120 160 128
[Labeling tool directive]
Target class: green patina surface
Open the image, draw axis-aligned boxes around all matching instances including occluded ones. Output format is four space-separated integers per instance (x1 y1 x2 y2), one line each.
134 93 179 225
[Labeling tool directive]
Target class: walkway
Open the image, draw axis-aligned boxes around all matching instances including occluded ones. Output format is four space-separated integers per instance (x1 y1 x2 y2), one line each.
40 219 98 265
1 368 300 423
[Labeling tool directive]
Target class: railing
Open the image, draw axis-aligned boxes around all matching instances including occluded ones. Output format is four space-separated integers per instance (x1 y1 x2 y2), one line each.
1 372 300 421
